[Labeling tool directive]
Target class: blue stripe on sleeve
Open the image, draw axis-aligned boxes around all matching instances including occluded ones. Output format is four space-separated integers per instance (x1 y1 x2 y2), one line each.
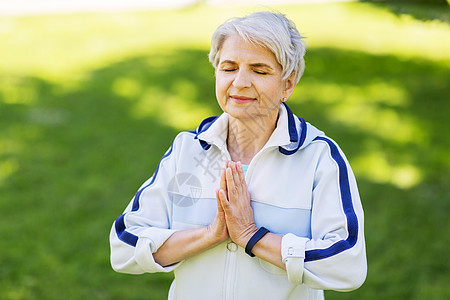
114 145 174 247
305 136 358 262
115 214 138 247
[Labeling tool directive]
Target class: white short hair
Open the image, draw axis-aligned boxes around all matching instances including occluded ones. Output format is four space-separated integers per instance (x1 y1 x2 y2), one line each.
208 11 307 85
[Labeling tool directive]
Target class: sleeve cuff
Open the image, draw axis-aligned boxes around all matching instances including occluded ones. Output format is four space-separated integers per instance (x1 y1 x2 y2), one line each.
281 233 309 284
134 227 181 273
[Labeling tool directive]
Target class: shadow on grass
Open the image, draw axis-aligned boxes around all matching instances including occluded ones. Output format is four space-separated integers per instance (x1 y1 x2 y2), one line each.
0 47 448 299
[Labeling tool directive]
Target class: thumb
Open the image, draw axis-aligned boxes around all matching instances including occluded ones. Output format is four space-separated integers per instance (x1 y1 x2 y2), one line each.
215 189 224 212
217 189 230 212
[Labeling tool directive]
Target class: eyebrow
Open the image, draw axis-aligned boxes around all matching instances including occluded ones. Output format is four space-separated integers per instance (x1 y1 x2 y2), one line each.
249 63 274 70
219 60 275 70
219 60 237 66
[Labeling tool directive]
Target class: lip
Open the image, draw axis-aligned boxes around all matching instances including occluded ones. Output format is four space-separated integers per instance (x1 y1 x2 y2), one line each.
229 95 256 103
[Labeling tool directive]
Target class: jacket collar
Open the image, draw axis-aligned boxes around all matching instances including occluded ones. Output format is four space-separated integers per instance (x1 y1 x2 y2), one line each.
195 103 303 154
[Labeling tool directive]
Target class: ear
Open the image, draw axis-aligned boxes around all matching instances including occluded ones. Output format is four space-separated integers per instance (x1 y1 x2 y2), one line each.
282 73 296 100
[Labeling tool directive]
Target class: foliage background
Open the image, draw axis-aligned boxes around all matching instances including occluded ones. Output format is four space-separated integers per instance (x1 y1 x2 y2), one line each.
0 1 449 299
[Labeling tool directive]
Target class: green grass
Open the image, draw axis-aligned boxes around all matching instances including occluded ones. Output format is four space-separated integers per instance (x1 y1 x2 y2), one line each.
0 2 449 299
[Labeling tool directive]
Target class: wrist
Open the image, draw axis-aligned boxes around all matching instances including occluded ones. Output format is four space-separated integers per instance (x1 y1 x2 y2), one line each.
245 226 270 257
205 224 227 247
237 225 259 248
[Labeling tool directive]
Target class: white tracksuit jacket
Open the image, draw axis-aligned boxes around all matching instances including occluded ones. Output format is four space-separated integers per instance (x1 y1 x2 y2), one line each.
110 103 367 299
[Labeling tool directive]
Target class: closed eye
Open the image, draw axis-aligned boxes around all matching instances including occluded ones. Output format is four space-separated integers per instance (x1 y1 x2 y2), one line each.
254 70 268 75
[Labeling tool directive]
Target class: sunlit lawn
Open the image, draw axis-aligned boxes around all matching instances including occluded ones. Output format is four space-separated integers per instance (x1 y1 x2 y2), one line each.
0 2 449 299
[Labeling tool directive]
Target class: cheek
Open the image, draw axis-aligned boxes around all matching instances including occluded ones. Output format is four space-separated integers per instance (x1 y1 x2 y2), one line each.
215 79 222 98
215 76 229 98
215 78 227 107
267 79 285 97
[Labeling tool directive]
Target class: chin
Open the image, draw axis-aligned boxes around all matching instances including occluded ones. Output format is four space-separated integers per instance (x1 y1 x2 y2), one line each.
224 106 253 119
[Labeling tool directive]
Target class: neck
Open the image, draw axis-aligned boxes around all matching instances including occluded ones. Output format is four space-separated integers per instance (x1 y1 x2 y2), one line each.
226 109 279 164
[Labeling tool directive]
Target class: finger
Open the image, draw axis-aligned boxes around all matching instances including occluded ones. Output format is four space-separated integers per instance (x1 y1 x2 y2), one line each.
225 167 236 202
215 189 224 212
233 163 242 190
236 161 246 183
231 162 242 194
220 168 227 194
236 161 248 196
218 189 230 211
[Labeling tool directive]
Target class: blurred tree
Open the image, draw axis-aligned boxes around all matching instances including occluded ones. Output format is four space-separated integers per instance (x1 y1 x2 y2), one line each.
360 0 449 22
362 0 448 5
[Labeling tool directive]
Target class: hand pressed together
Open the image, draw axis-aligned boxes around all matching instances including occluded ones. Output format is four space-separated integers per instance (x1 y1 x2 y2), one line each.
154 161 284 269
214 161 259 248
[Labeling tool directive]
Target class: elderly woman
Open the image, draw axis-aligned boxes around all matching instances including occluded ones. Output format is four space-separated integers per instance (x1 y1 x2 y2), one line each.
110 11 366 299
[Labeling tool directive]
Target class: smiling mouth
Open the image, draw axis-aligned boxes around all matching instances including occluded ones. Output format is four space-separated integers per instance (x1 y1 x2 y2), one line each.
229 95 256 103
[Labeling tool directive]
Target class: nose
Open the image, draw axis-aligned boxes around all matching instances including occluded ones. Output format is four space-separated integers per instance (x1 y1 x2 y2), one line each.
232 69 252 89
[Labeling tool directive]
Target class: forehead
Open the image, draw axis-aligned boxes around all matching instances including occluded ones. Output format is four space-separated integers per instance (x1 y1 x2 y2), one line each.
219 34 281 69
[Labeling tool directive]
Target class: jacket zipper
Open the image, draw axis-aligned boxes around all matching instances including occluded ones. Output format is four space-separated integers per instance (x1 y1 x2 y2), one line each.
219 147 273 299
223 244 237 300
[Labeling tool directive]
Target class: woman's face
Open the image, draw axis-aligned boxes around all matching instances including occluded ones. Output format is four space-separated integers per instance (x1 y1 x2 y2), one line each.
215 34 294 122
